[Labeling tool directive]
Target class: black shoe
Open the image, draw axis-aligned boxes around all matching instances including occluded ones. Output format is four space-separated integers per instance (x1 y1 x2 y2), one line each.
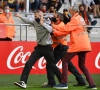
98 16 100 18
73 83 86 86
41 82 54 88
41 82 56 88
41 84 53 88
85 85 97 89
94 16 98 18
53 83 68 89
14 81 27 89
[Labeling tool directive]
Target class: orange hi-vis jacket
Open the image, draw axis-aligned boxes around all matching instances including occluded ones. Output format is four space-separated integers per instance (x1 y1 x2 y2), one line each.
52 22 67 48
53 13 91 52
0 12 15 39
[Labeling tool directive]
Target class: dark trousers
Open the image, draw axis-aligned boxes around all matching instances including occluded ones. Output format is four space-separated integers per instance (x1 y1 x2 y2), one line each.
8 3 19 12
29 0 40 11
61 51 95 86
20 45 61 84
88 20 97 30
0 37 12 41
48 0 62 11
46 44 86 86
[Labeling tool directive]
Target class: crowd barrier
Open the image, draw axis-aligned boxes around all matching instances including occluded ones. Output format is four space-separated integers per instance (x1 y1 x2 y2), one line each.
0 23 100 41
0 41 100 74
0 24 100 74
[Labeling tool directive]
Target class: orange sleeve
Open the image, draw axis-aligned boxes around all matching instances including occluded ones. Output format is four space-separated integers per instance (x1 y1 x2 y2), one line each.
53 29 70 37
53 24 61 31
53 18 78 32
12 20 15 37
11 18 15 37
52 18 78 37
0 15 3 23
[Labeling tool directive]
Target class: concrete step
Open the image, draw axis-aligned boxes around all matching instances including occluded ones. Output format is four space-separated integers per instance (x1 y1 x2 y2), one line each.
12 2 100 42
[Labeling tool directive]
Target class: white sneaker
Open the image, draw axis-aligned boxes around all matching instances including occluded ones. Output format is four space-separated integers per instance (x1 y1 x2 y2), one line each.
14 81 27 89
41 82 48 87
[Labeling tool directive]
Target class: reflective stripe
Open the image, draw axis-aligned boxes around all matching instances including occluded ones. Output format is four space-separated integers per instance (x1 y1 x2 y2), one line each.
53 42 60 44
78 24 87 31
53 37 67 44
77 31 88 36
52 35 67 40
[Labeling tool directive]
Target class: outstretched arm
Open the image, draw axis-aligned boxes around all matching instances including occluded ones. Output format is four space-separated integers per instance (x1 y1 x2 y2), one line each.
53 28 70 37
52 19 78 36
52 18 78 32
15 13 35 25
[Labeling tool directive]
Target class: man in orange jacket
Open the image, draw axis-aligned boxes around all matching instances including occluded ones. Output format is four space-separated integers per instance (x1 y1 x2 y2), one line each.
42 12 86 87
53 6 97 89
0 5 15 41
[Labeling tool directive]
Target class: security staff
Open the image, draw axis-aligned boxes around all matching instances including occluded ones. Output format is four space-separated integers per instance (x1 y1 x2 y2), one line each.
42 12 86 87
0 5 15 41
53 6 97 89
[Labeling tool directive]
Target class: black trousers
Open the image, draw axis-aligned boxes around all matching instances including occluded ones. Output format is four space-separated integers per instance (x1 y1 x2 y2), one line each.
88 20 97 30
48 0 62 11
46 44 86 86
20 45 61 84
0 37 12 41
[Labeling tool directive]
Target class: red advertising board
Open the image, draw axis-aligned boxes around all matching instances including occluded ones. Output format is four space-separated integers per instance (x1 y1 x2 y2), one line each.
0 24 6 38
0 41 100 74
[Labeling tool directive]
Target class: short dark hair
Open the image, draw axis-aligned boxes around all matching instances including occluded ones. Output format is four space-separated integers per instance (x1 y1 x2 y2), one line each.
63 8 68 12
56 12 64 21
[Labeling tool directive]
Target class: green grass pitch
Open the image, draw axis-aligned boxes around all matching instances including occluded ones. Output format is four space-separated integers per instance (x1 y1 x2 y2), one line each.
0 74 100 90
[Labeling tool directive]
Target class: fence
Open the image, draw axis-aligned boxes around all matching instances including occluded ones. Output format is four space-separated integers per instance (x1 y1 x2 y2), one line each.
0 23 100 41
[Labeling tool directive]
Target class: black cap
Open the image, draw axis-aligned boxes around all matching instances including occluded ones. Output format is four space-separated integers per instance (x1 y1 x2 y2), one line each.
63 8 68 12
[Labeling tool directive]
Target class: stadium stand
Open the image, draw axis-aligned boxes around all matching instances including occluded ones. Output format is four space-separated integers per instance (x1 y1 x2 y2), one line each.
11 0 100 42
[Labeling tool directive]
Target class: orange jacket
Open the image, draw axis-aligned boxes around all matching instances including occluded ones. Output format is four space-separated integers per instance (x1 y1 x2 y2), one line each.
0 12 15 39
52 22 67 48
53 13 91 52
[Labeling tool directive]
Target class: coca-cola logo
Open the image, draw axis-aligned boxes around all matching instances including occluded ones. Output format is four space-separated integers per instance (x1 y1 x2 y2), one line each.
7 46 62 70
95 52 100 69
7 46 100 70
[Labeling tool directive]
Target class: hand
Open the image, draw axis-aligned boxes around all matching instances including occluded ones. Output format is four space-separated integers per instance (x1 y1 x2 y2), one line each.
89 22 91 25
52 28 57 32
51 24 55 28
13 35 15 38
14 13 21 18
40 20 43 25
55 3 58 7
65 14 69 19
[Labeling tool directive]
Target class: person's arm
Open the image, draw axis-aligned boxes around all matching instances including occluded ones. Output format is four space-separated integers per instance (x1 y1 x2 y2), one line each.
52 18 78 37
42 23 53 33
55 0 59 8
53 28 70 37
52 18 78 32
15 13 35 25
10 17 16 38
20 17 35 24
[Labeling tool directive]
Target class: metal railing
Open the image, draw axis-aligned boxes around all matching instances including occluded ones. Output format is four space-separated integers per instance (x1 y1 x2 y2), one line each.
0 23 30 41
0 23 100 41
8 24 30 41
